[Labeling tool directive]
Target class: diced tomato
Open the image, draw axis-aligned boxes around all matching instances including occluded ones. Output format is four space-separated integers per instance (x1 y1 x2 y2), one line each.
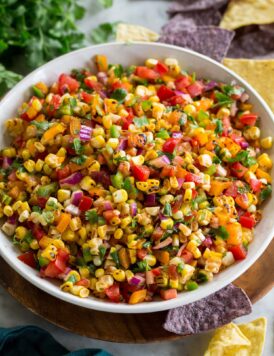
157 85 175 101
180 250 193 263
18 251 37 269
30 224 45 241
111 81 129 91
151 267 161 276
184 172 202 184
230 162 248 178
43 249 69 278
222 116 232 136
132 165 150 181
120 282 142 302
78 196 93 211
137 248 148 260
224 183 238 198
162 138 178 153
37 197 47 209
103 210 117 222
76 278 90 287
151 227 164 241
239 214 256 229
81 91 93 103
47 94 62 116
239 113 258 126
58 249 70 262
161 165 176 178
160 288 177 300
166 95 184 106
135 66 159 80
229 244 247 260
154 62 169 75
168 265 179 280
187 81 204 98
56 166 71 180
84 78 103 91
58 73 79 94
192 189 198 199
250 178 262 193
175 75 191 91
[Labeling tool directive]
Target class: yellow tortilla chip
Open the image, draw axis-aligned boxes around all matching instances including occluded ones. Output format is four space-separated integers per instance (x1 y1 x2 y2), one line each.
220 0 274 30
238 317 267 356
223 58 274 112
116 23 159 42
204 323 251 356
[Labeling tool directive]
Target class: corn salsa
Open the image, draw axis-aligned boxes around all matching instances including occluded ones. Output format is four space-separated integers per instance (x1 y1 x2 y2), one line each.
0 56 272 304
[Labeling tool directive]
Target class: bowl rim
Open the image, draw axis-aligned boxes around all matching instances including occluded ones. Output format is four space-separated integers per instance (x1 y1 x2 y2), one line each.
0 41 273 314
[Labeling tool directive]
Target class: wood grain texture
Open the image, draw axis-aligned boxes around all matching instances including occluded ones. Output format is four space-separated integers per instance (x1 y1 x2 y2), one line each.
0 239 273 343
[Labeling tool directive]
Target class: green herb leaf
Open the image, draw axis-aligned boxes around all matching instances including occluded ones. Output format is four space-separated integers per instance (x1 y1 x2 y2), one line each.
229 151 257 167
32 120 50 131
222 84 244 97
111 250 120 267
214 91 233 107
215 226 229 240
91 22 119 44
133 116 149 127
85 209 98 224
259 185 272 201
113 64 124 78
214 119 223 135
99 245 107 260
111 88 127 103
163 203 172 217
141 100 152 111
98 0 113 8
72 138 84 155
71 155 87 165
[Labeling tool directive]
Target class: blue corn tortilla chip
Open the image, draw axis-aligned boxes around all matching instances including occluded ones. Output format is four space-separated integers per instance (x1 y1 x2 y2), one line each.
228 24 274 59
162 10 222 30
163 284 252 335
168 0 228 14
159 26 234 62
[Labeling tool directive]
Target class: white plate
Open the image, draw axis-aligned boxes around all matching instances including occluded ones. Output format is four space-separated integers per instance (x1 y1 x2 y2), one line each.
0 42 273 313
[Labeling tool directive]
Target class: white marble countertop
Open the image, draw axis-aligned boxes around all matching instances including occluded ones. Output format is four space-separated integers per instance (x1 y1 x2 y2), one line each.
0 1 273 355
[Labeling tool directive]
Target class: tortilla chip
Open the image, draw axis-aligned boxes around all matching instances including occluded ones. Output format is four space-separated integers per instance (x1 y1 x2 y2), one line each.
220 0 274 30
223 58 274 111
227 25 274 59
238 317 267 356
162 10 222 30
204 323 251 356
116 23 159 42
159 26 234 62
168 0 228 14
163 284 252 335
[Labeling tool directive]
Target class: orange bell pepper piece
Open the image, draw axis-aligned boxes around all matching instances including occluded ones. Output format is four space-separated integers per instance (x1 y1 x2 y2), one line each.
209 181 232 196
226 222 243 245
235 194 249 210
69 116 81 137
56 213 71 233
128 289 147 304
41 123 66 144
195 132 208 146
95 55 108 72
69 156 94 173
154 250 170 265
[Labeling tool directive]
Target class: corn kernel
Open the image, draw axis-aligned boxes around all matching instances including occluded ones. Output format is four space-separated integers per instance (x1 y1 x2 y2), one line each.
112 269 126 282
70 217 81 231
102 115 112 129
35 159 44 172
196 209 212 226
164 58 178 66
15 226 28 240
34 142 45 153
30 239 39 250
60 281 73 292
107 138 119 149
91 135 105 148
260 136 273 149
21 149 31 160
160 218 174 230
78 227 87 240
257 153 272 170
145 58 158 68
3 205 13 217
113 189 128 203
71 286 90 298
2 147 16 158
131 155 145 166
184 104 196 116
186 240 201 258
57 189 71 202
95 268 105 278
170 176 179 189
98 225 108 238
244 126 260 140
144 254 157 266
170 279 179 289
62 229 77 242
114 228 123 239
216 108 230 119
184 188 192 202
23 159 35 172
41 244 57 261
80 176 96 191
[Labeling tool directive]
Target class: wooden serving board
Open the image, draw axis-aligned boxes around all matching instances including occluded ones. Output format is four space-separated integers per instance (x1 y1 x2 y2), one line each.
0 239 273 343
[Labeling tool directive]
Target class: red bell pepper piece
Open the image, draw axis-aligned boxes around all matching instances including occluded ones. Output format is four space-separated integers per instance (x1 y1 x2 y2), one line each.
135 66 159 80
239 213 256 229
239 113 258 126
224 183 238 198
229 244 247 260
162 138 178 153
18 251 37 269
81 91 93 104
157 85 175 101
78 196 93 211
137 248 148 260
132 165 150 181
184 172 202 184
168 265 179 280
175 75 191 91
154 62 169 75
56 165 71 180
84 78 103 91
180 250 193 263
43 249 69 278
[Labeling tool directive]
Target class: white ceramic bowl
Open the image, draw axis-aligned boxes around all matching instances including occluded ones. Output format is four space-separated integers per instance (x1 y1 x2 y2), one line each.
0 42 273 313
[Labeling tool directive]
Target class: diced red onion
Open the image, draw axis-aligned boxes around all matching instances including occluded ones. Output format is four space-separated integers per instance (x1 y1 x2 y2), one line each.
129 275 145 286
174 90 193 103
144 194 157 207
2 157 13 169
149 155 170 168
145 271 155 285
202 237 213 248
65 204 80 216
177 243 187 256
136 148 144 155
153 237 173 250
240 92 249 102
60 172 83 187
240 140 249 149
7 215 17 225
203 80 218 91
172 131 183 139
177 178 184 189
90 170 111 189
117 138 128 150
130 202 138 216
71 190 83 206
80 125 92 141
97 72 108 85
103 201 113 211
